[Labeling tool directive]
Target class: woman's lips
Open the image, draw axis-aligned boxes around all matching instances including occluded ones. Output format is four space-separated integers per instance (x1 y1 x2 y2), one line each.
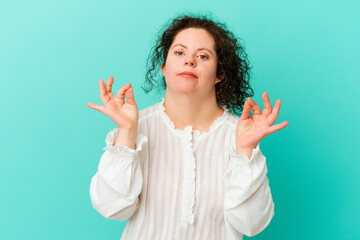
178 72 198 79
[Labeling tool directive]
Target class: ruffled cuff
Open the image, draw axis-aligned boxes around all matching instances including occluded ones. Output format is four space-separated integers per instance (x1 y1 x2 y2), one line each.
97 128 147 196
223 142 268 207
103 128 148 155
227 142 260 164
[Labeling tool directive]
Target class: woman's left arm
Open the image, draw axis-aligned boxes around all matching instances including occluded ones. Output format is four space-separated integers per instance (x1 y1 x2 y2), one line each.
223 143 273 237
223 92 289 237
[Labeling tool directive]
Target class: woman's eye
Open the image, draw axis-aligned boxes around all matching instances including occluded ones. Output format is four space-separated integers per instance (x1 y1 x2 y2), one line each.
174 51 207 59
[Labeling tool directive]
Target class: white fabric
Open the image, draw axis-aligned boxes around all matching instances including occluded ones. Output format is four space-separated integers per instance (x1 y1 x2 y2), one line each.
90 99 275 240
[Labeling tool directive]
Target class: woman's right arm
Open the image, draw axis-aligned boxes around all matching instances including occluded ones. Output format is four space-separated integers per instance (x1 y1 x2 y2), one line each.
90 128 147 221
87 76 145 221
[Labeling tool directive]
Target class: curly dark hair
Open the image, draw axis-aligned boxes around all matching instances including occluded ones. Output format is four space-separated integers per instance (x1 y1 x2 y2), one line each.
142 14 254 115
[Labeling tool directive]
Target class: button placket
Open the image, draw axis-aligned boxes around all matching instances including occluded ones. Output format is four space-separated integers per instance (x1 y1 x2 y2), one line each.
180 126 197 228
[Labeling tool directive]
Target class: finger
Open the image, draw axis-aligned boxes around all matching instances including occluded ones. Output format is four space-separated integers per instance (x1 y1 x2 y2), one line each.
105 76 116 98
125 86 137 106
267 99 281 125
99 79 110 104
247 97 262 115
105 76 114 92
87 102 109 116
116 83 132 105
268 121 289 135
262 92 272 118
239 98 252 120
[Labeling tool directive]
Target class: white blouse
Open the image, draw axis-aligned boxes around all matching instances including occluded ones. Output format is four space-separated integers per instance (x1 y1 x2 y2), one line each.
90 99 275 240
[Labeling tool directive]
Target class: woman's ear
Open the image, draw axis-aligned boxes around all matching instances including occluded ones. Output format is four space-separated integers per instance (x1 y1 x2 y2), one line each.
161 61 165 74
215 73 224 84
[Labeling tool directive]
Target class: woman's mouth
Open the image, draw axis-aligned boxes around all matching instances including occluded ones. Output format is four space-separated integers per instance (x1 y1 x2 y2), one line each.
178 71 198 79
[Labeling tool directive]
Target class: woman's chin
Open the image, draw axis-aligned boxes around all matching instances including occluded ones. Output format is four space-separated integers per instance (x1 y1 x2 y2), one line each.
167 82 198 95
175 85 198 95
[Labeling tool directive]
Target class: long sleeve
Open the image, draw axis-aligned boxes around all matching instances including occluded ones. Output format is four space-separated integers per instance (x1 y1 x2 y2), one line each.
90 128 148 221
223 142 275 237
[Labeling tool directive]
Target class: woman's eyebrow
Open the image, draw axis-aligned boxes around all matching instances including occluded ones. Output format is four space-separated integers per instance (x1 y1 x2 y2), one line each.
171 43 214 56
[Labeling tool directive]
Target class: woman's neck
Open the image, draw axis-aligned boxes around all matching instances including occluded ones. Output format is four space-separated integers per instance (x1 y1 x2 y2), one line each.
163 90 224 132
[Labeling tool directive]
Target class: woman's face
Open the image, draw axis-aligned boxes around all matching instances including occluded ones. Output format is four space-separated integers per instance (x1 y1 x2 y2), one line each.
161 27 221 96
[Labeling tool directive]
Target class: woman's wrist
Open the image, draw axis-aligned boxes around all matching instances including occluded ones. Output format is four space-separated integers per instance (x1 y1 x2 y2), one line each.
113 128 138 149
235 141 257 159
235 146 254 159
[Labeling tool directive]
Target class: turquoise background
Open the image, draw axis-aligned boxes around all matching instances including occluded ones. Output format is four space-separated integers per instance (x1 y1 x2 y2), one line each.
1 0 359 239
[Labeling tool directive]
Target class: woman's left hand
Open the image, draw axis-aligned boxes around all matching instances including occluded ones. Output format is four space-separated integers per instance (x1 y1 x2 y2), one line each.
236 92 289 151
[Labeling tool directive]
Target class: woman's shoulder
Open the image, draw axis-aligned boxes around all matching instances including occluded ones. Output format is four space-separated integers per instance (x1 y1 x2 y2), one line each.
223 110 240 130
138 101 163 123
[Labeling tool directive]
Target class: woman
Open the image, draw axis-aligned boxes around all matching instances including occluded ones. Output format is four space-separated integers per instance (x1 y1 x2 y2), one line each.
87 15 289 240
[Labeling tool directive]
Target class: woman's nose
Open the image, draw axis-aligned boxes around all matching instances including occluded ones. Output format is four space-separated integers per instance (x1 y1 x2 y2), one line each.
184 55 196 67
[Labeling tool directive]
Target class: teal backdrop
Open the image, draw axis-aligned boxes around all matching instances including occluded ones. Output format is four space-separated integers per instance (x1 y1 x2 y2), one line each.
1 0 359 239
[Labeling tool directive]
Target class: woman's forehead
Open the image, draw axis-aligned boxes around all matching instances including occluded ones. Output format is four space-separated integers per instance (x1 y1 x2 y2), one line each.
171 28 216 51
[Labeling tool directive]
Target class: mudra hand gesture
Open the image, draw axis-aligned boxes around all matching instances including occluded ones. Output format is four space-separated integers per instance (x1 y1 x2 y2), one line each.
236 92 289 154
86 76 139 148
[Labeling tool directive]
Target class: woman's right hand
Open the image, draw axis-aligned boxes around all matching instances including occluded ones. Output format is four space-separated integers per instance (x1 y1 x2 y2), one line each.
87 76 139 148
